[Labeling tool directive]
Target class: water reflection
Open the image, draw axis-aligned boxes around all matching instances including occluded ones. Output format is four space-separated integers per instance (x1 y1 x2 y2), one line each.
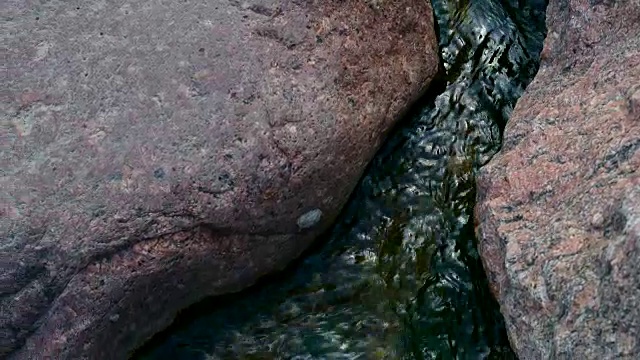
135 0 547 358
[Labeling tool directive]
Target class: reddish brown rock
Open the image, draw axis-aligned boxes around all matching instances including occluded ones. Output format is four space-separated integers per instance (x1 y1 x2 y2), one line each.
0 1 439 358
475 0 639 359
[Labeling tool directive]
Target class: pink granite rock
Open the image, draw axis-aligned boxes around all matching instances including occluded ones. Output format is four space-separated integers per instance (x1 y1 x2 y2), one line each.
0 1 439 358
475 0 639 358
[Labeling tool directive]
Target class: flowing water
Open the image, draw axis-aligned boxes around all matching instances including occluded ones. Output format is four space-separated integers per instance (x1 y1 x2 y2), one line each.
135 1 547 358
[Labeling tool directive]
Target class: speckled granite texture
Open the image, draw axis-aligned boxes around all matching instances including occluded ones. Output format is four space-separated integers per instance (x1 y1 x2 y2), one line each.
0 1 439 358
475 0 639 358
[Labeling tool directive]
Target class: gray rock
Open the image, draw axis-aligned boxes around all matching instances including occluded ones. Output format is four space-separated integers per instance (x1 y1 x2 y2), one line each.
475 0 640 358
0 0 439 358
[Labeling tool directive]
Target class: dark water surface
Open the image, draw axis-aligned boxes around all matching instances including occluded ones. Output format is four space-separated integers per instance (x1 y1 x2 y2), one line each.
135 1 547 359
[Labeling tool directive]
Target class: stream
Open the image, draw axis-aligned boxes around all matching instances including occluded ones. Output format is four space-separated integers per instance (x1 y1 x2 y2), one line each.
134 0 548 358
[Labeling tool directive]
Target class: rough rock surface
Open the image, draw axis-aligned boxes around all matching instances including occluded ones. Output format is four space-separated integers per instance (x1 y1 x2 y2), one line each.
0 1 439 358
475 0 639 359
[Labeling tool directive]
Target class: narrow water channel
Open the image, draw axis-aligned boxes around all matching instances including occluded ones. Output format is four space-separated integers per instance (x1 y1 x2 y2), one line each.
135 1 548 358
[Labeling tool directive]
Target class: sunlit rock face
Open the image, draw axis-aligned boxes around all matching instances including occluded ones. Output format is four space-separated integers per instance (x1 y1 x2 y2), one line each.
134 1 549 359
476 0 640 358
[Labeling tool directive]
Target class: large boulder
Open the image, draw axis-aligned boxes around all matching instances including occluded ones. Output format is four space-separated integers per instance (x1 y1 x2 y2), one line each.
475 0 639 358
0 1 439 358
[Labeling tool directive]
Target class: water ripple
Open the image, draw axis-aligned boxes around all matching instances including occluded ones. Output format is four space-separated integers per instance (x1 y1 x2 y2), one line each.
135 1 548 359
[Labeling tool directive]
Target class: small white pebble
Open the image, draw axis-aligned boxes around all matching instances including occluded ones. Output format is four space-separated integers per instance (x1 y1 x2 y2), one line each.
591 212 604 228
297 209 323 229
